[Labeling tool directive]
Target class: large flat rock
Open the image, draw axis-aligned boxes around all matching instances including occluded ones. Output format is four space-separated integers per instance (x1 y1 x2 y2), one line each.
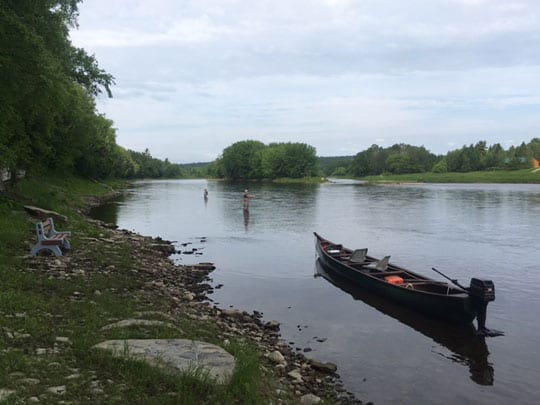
93 339 235 383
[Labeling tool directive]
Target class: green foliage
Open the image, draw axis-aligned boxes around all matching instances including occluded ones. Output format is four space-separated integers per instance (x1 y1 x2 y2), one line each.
331 166 348 176
127 149 185 179
220 140 265 180
0 1 118 176
385 154 415 174
350 143 436 176
431 159 448 173
0 1 181 181
261 142 319 178
347 139 539 177
318 156 354 176
217 140 320 180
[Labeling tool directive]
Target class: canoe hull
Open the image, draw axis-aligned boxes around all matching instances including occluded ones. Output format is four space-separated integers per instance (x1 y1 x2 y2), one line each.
315 233 478 324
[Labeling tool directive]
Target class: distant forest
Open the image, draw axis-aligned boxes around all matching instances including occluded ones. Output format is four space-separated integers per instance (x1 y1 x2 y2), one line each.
324 139 540 177
194 138 540 179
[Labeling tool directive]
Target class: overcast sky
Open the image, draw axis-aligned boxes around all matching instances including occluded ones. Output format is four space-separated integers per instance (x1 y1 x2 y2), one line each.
70 0 540 163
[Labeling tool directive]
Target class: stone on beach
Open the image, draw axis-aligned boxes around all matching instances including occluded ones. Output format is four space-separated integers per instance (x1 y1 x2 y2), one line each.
93 339 236 383
100 319 179 331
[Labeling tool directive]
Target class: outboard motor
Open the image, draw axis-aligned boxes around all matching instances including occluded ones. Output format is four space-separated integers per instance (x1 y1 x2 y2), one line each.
469 278 495 335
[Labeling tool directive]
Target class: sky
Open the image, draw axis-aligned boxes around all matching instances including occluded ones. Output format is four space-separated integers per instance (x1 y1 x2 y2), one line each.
69 0 540 163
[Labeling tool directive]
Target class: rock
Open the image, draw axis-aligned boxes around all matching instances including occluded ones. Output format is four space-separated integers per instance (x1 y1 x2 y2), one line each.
287 369 303 382
23 206 68 222
47 385 66 395
55 337 70 344
219 309 244 320
194 263 215 271
265 320 280 331
19 378 40 385
300 393 322 404
309 359 337 374
183 292 195 301
0 389 15 401
100 319 178 331
28 396 40 403
267 350 286 364
93 339 236 384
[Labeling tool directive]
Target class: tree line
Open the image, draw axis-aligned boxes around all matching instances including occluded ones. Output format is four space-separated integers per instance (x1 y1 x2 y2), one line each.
198 138 540 180
323 139 540 177
0 1 181 180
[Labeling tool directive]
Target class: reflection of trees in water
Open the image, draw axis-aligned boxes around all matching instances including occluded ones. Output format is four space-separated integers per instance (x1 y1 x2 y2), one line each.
315 260 494 386
87 198 121 225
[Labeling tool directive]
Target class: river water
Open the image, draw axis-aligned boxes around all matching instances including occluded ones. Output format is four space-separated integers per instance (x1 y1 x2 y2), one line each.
89 179 540 404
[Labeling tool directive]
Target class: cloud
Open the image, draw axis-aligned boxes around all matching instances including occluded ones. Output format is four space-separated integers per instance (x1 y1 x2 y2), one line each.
72 0 540 162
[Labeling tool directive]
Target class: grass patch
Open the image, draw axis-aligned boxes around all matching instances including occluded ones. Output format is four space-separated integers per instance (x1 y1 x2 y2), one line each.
361 168 540 184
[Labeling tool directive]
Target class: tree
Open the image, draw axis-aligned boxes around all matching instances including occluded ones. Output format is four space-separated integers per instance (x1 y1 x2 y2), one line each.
432 159 448 173
385 154 415 174
0 1 115 177
261 143 319 178
220 140 265 180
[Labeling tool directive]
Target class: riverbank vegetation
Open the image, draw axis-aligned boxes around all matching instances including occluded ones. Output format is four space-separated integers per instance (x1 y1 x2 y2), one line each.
322 140 540 178
1 175 354 403
361 168 540 184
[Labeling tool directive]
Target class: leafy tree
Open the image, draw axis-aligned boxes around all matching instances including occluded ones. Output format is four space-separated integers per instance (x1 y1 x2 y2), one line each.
432 159 448 173
261 143 319 178
220 140 265 180
482 143 505 169
0 0 115 178
331 167 347 176
385 154 415 174
318 156 354 176
528 138 540 160
350 145 384 176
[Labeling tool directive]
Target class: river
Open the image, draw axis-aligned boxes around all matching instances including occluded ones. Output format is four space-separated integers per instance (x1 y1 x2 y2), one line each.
89 179 540 404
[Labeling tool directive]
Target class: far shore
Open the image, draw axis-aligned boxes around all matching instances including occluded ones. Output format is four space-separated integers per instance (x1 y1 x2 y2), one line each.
342 168 540 184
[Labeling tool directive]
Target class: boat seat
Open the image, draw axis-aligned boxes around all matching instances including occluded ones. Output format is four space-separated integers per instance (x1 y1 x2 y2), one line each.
364 255 390 271
371 270 405 277
349 248 368 264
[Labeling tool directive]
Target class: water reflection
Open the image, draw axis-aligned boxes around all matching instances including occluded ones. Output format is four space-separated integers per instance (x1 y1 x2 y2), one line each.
88 197 121 225
315 259 494 386
243 209 250 231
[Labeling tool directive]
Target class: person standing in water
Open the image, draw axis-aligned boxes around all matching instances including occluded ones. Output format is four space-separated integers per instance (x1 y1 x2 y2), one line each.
204 188 208 200
243 189 254 211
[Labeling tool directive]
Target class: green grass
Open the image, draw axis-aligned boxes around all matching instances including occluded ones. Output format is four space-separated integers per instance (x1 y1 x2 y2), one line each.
0 174 281 403
361 168 540 184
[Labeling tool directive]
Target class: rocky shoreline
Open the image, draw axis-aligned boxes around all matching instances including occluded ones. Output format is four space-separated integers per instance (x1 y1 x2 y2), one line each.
18 188 365 403
81 217 363 404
